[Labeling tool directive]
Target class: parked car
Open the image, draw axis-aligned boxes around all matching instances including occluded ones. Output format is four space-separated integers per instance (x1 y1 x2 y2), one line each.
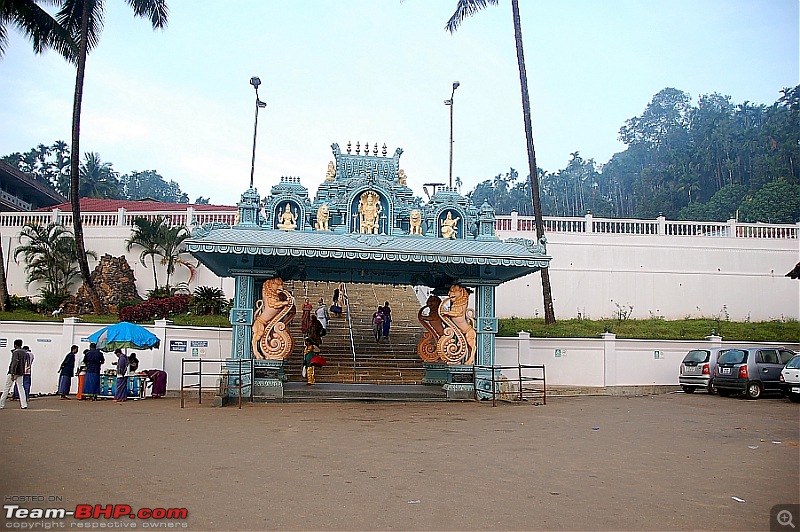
780 354 800 403
714 347 797 399
679 348 727 393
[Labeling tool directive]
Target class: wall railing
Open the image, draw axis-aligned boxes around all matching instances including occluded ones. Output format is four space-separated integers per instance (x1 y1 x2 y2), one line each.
0 207 796 240
497 212 799 239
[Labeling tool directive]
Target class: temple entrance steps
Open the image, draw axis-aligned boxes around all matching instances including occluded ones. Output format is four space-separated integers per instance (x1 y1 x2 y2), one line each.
282 281 426 384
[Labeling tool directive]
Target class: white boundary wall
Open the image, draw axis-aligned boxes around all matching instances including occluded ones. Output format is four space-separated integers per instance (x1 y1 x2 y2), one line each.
1 209 798 321
2 320 797 395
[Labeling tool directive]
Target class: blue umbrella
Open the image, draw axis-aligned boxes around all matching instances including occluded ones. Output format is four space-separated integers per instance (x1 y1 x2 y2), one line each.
88 322 161 352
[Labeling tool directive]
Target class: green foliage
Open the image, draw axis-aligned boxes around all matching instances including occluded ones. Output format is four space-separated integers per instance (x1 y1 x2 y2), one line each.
38 289 69 313
13 221 93 299
79 152 120 199
738 180 800 223
499 317 799 342
191 286 226 315
8 295 36 312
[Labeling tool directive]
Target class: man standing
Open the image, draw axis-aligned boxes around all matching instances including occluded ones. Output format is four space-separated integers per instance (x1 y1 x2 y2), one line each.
113 349 129 403
82 343 105 401
0 339 28 409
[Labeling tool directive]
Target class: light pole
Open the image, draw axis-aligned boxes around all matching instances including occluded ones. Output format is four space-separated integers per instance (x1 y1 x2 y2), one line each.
444 81 460 188
249 76 267 189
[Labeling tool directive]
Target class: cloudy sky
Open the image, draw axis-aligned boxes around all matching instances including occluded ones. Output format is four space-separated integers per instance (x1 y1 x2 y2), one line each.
1 0 797 205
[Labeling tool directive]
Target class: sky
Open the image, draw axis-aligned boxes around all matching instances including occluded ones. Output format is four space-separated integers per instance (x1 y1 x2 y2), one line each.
1 0 798 206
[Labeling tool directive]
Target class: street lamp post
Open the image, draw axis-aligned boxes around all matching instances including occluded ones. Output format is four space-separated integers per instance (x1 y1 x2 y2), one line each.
444 81 460 189
249 76 267 189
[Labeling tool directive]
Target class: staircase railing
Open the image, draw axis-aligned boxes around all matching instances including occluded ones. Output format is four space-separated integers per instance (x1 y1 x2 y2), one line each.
341 283 358 382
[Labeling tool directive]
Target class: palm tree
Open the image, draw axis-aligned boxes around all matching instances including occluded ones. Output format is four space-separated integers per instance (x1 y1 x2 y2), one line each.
0 229 9 311
79 151 119 198
13 221 93 299
57 0 169 313
446 0 556 323
0 0 76 58
126 216 167 289
157 223 192 290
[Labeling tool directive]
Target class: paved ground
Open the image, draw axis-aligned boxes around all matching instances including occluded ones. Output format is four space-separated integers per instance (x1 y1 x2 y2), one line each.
1 392 798 531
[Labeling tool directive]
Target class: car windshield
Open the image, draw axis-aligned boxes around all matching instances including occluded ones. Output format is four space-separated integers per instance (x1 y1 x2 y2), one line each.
683 350 709 363
718 349 747 364
786 355 800 369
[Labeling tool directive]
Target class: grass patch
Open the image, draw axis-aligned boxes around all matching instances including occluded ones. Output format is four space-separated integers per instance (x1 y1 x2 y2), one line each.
500 317 800 342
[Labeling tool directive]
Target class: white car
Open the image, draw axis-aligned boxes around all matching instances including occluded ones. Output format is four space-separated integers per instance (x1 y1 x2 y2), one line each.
780 354 800 403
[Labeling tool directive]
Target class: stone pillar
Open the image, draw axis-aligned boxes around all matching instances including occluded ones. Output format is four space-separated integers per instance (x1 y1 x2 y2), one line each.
602 332 617 388
227 274 256 401
472 283 498 399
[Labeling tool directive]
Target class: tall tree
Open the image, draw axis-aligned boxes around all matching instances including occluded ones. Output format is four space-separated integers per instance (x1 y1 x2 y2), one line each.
57 0 168 313
446 0 555 323
126 216 166 289
0 0 76 58
79 151 119 198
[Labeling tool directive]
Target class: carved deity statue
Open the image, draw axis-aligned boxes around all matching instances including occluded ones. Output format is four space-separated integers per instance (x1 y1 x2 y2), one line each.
441 211 460 239
409 209 423 236
398 169 407 186
437 285 477 365
315 204 330 231
417 295 445 362
358 190 382 234
325 161 336 182
251 277 297 360
277 203 298 230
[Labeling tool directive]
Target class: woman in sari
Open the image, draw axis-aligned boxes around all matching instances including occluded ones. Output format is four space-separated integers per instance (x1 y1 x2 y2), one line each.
145 369 167 398
300 298 313 334
113 349 129 402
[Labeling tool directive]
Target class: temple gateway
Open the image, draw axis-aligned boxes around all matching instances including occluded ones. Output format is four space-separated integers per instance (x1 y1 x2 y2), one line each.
186 142 551 400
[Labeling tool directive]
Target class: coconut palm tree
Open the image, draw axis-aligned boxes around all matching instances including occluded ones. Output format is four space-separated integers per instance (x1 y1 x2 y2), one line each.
56 0 168 313
79 151 119 198
0 229 9 311
157 223 192 290
446 0 555 323
126 216 166 290
0 0 76 58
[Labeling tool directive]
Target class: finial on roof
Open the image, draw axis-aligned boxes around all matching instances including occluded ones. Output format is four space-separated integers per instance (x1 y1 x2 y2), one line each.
373 143 378 156
382 143 387 157
347 141 352 154
355 141 360 155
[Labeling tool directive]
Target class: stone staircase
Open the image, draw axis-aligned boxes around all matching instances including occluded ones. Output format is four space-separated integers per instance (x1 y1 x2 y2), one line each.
282 281 426 384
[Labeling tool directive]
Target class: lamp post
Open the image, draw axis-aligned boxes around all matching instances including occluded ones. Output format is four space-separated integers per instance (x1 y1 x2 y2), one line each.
444 81 460 188
249 76 267 189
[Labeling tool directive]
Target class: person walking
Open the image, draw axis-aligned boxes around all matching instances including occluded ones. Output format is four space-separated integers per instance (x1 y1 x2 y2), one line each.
300 298 313 334
0 339 28 409
302 338 321 385
82 343 105 401
13 345 34 400
372 307 384 343
316 298 329 332
58 345 79 399
380 301 392 340
308 314 324 347
113 349 129 403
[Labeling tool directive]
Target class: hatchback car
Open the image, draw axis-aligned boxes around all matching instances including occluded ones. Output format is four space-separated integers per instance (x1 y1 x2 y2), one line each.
679 348 726 393
714 347 797 399
780 354 800 403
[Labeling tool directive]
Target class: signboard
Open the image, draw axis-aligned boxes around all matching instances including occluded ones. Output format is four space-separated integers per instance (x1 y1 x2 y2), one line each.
190 340 208 348
170 340 187 353
555 349 567 358
654 350 662 359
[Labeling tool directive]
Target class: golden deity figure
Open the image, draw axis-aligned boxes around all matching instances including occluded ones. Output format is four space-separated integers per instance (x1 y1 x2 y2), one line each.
441 211 460 239
409 209 423 235
398 169 407 186
251 277 297 360
417 295 445 362
437 284 477 365
358 190 382 234
315 204 330 231
325 161 336 182
277 203 298 230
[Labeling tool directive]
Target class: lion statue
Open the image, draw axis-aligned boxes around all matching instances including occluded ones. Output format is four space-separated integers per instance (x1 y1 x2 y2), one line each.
251 277 296 360
316 204 330 231
437 284 476 365
409 209 423 236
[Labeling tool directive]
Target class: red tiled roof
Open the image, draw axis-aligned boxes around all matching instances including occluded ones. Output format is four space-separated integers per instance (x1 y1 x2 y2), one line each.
40 198 236 212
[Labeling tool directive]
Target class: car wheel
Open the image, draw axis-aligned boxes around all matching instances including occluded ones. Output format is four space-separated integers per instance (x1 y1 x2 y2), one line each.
707 381 717 394
745 381 763 400
718 389 731 397
789 394 800 403
682 385 696 394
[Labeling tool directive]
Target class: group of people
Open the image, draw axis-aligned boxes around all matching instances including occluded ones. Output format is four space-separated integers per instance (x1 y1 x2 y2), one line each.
0 339 167 410
372 301 392 343
300 297 331 384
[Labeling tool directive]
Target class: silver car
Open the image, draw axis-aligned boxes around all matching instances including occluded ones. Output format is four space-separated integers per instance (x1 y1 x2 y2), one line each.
780 354 800 403
714 346 797 399
679 348 726 394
